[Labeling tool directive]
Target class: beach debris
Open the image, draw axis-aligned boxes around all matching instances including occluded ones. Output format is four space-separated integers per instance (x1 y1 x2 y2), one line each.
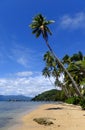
33 117 55 126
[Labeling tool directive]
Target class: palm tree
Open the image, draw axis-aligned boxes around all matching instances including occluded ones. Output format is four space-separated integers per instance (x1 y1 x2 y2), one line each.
70 51 83 62
68 60 85 86
43 51 73 98
62 52 85 95
42 67 55 87
29 14 82 97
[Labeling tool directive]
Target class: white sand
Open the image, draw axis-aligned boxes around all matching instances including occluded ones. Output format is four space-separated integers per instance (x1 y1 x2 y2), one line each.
9 103 85 130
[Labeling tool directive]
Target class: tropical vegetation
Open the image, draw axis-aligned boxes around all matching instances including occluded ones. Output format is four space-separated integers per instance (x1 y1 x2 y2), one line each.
29 14 85 109
43 51 85 97
42 51 85 109
32 89 67 101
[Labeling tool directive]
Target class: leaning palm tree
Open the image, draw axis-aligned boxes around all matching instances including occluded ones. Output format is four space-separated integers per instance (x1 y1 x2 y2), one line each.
29 14 82 97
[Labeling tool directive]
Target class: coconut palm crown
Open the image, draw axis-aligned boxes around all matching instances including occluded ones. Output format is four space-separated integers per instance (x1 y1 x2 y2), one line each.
29 14 55 41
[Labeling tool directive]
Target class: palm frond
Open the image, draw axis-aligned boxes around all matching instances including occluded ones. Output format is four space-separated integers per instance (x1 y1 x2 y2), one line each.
45 26 52 35
29 14 54 40
43 20 55 25
32 28 39 34
42 29 48 40
36 30 41 38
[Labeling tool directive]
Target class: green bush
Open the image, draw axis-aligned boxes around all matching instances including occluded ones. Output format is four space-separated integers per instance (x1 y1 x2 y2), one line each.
66 97 85 110
65 96 80 105
80 98 85 110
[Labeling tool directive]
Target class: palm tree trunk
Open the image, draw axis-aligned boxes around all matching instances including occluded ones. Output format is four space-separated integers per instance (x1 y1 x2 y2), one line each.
64 86 70 98
61 85 70 98
45 40 83 98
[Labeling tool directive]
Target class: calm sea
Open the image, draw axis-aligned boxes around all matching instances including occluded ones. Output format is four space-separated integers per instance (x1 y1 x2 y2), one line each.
0 101 47 130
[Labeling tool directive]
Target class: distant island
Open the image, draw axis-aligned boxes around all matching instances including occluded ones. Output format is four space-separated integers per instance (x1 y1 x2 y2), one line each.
0 95 32 101
0 89 67 102
32 89 67 101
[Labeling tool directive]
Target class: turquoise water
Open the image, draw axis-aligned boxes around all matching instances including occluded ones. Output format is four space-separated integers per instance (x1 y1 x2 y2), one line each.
0 101 46 130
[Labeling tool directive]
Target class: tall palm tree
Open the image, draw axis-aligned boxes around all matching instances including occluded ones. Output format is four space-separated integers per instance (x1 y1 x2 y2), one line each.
29 14 82 97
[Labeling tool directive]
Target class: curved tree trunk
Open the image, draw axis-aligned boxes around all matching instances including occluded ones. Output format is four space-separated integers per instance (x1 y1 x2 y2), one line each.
61 85 70 98
45 40 83 98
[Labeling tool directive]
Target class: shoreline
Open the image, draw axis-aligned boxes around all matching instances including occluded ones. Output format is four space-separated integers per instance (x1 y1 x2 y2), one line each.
6 102 44 130
8 102 85 130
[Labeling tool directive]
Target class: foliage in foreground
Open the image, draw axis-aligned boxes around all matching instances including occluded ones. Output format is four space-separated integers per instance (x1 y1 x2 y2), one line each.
65 96 81 105
80 98 85 110
65 97 85 110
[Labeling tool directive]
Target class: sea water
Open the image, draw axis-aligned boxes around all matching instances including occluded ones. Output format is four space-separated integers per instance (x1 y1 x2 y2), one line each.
0 101 46 130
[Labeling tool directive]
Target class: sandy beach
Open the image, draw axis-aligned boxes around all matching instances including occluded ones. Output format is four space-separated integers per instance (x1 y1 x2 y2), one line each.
10 103 85 130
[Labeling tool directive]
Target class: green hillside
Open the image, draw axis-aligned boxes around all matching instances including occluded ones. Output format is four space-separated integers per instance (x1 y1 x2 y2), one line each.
32 89 67 101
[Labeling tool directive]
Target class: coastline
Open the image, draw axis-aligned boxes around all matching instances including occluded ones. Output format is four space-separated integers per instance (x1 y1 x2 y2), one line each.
3 101 44 130
9 103 85 130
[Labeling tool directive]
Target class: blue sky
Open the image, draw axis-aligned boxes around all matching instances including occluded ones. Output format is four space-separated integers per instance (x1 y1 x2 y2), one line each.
0 0 85 96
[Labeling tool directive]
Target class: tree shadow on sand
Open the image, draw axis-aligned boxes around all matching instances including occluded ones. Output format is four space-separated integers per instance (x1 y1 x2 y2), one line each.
45 107 63 110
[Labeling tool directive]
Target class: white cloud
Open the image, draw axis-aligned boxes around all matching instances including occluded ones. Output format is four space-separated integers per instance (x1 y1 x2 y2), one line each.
58 73 64 83
9 44 43 68
0 40 43 70
17 57 29 67
0 41 31 67
15 71 33 77
10 45 31 67
0 71 55 97
60 12 85 29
